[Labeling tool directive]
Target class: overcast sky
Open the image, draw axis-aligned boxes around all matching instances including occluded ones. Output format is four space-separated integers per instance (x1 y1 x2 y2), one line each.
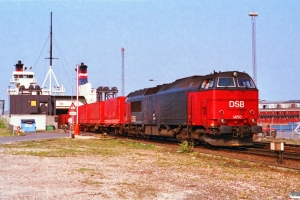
1 0 300 105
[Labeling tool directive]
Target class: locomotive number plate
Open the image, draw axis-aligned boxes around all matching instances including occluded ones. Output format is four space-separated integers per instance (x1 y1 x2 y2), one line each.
233 115 242 119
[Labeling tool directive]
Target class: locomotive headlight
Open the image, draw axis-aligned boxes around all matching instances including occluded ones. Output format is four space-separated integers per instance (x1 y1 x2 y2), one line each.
219 110 224 115
232 71 238 77
250 110 255 115
251 118 256 124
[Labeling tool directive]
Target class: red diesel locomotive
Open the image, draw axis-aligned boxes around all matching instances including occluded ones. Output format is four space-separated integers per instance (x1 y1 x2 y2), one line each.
78 70 262 146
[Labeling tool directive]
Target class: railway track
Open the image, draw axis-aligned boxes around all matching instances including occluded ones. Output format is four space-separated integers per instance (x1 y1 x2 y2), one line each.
204 141 300 170
79 131 300 170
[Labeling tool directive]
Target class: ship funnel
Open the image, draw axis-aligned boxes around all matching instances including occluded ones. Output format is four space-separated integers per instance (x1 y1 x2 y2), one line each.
15 60 24 72
78 62 88 86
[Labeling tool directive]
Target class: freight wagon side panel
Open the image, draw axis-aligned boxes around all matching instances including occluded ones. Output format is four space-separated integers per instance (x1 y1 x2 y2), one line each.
100 101 104 123
78 104 87 124
86 103 90 123
103 97 126 124
89 102 102 124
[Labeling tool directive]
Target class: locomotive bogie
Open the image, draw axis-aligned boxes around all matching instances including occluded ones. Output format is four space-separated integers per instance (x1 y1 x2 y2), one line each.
144 126 176 137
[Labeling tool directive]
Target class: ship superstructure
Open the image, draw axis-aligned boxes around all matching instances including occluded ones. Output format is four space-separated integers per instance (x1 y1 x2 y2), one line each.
8 61 40 95
77 62 119 104
77 62 97 104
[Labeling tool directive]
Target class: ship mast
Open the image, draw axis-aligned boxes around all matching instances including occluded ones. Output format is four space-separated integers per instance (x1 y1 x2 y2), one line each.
49 12 54 66
42 12 65 95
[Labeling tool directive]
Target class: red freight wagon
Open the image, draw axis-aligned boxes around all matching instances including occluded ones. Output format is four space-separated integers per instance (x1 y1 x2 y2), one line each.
57 114 69 129
78 97 126 133
103 96 126 125
89 101 104 124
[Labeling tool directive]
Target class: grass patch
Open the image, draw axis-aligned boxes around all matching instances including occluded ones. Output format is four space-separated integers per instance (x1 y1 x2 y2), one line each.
0 118 8 128
0 119 12 136
0 137 157 157
0 119 27 137
79 167 95 174
0 128 12 137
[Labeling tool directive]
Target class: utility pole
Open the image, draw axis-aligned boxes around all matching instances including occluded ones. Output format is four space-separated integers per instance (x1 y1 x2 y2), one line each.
121 47 125 96
249 12 258 86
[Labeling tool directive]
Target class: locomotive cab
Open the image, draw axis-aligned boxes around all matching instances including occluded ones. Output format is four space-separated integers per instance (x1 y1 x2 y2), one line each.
188 71 262 146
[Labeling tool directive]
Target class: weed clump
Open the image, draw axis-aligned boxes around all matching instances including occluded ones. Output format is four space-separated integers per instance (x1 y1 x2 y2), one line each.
0 118 8 128
178 140 194 153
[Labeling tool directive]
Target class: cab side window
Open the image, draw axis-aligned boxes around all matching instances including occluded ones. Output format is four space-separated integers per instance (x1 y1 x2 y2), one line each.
209 79 214 88
201 79 214 89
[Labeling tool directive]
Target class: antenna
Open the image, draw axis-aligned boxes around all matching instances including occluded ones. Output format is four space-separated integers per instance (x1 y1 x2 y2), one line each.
249 12 258 86
121 47 125 96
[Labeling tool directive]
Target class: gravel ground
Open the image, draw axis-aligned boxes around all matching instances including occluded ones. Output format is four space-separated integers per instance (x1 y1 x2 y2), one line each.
0 137 300 199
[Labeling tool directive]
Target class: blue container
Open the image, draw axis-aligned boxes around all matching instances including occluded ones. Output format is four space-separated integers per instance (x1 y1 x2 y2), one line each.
20 119 36 132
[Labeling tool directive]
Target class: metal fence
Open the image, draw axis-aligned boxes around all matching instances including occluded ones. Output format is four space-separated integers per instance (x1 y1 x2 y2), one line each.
259 123 300 140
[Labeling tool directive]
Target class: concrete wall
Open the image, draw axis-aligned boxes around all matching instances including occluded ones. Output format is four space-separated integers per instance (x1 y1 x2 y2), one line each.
9 114 46 131
46 115 58 129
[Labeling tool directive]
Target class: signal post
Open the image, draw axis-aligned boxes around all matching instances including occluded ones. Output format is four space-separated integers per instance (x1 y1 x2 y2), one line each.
68 102 78 137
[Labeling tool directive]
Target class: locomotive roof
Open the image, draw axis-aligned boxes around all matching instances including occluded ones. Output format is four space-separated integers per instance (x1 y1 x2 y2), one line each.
127 71 254 99
127 75 203 99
